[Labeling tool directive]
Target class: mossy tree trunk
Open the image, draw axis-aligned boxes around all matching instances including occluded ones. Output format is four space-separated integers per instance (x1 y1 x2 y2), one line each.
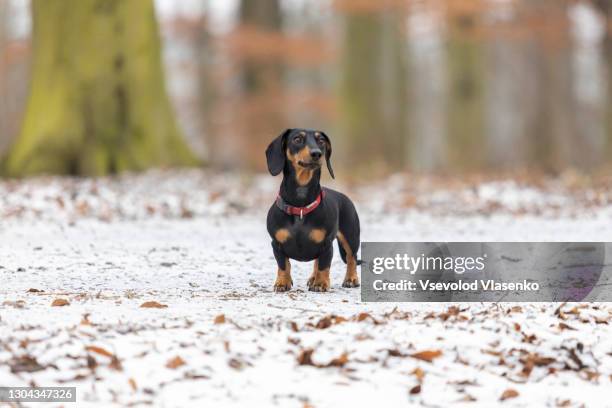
595 0 612 158
5 0 195 177
446 16 485 172
339 11 408 171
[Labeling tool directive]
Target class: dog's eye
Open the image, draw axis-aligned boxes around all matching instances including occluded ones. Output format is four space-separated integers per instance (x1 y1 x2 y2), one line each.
315 135 325 145
293 136 304 144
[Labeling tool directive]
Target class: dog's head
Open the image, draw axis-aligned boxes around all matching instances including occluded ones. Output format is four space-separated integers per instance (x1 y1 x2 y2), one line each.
265 128 334 180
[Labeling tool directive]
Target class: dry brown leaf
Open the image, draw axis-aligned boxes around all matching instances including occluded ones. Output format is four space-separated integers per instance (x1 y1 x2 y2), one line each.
228 358 244 370
316 316 333 329
559 322 577 331
521 360 534 377
411 367 425 381
80 314 92 326
355 333 372 341
86 346 114 358
500 389 519 401
51 298 70 307
214 314 226 324
356 312 370 321
566 307 580 315
128 378 137 391
522 333 537 343
581 370 599 382
531 355 556 366
409 384 421 394
410 350 443 363
451 379 479 386
439 306 462 321
296 349 348 368
554 302 567 316
140 301 167 309
327 352 348 367
9 356 45 374
166 356 186 369
297 349 315 366
109 355 123 371
27 288 44 293
87 355 97 370
356 312 371 322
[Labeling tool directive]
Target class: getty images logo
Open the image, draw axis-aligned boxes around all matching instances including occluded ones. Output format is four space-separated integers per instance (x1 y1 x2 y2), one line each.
371 252 487 275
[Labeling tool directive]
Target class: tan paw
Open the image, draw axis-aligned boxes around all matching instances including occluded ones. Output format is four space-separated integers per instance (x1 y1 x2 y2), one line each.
274 271 293 292
307 271 330 292
342 275 360 288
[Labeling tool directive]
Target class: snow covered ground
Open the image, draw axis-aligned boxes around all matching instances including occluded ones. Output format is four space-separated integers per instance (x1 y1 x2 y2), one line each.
0 170 611 407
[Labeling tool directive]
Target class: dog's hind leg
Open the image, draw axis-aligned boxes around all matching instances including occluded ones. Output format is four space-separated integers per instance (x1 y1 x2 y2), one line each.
336 194 360 288
337 230 360 288
307 243 332 292
272 241 292 292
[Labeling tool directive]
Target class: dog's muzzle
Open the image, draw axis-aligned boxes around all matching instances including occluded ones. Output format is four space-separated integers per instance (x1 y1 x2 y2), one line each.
297 160 321 169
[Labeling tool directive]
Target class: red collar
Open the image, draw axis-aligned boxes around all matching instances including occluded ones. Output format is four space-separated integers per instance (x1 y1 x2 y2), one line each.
276 190 325 218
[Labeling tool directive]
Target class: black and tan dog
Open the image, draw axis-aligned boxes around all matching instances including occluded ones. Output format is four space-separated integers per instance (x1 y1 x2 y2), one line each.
266 128 360 292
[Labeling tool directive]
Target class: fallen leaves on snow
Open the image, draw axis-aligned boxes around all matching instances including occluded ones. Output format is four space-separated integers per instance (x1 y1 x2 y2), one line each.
410 350 443 363
9 355 47 373
297 349 349 368
86 346 114 358
166 356 186 369
500 388 519 401
140 301 168 309
51 298 70 307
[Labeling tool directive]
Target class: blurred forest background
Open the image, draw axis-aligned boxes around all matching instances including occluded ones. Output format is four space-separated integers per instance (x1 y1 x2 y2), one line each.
1 0 612 177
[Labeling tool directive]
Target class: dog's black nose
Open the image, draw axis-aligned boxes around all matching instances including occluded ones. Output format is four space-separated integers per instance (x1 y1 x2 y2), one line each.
310 150 322 161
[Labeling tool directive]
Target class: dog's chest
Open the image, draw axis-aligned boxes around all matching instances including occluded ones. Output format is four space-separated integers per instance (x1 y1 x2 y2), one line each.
277 217 328 260
287 219 319 246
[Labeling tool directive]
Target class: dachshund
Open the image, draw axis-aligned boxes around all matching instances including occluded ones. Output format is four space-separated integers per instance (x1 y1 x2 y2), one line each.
265 128 361 292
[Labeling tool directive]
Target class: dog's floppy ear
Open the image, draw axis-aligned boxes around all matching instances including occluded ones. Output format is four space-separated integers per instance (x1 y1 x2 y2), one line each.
320 132 334 179
266 129 292 176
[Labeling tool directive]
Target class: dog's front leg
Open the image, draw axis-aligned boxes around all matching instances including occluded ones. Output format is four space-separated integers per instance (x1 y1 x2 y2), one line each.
272 241 292 292
307 244 332 292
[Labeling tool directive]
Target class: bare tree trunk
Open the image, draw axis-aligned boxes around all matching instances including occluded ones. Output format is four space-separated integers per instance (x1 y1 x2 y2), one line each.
223 0 284 170
406 5 447 172
524 0 574 174
239 0 282 92
5 0 195 177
